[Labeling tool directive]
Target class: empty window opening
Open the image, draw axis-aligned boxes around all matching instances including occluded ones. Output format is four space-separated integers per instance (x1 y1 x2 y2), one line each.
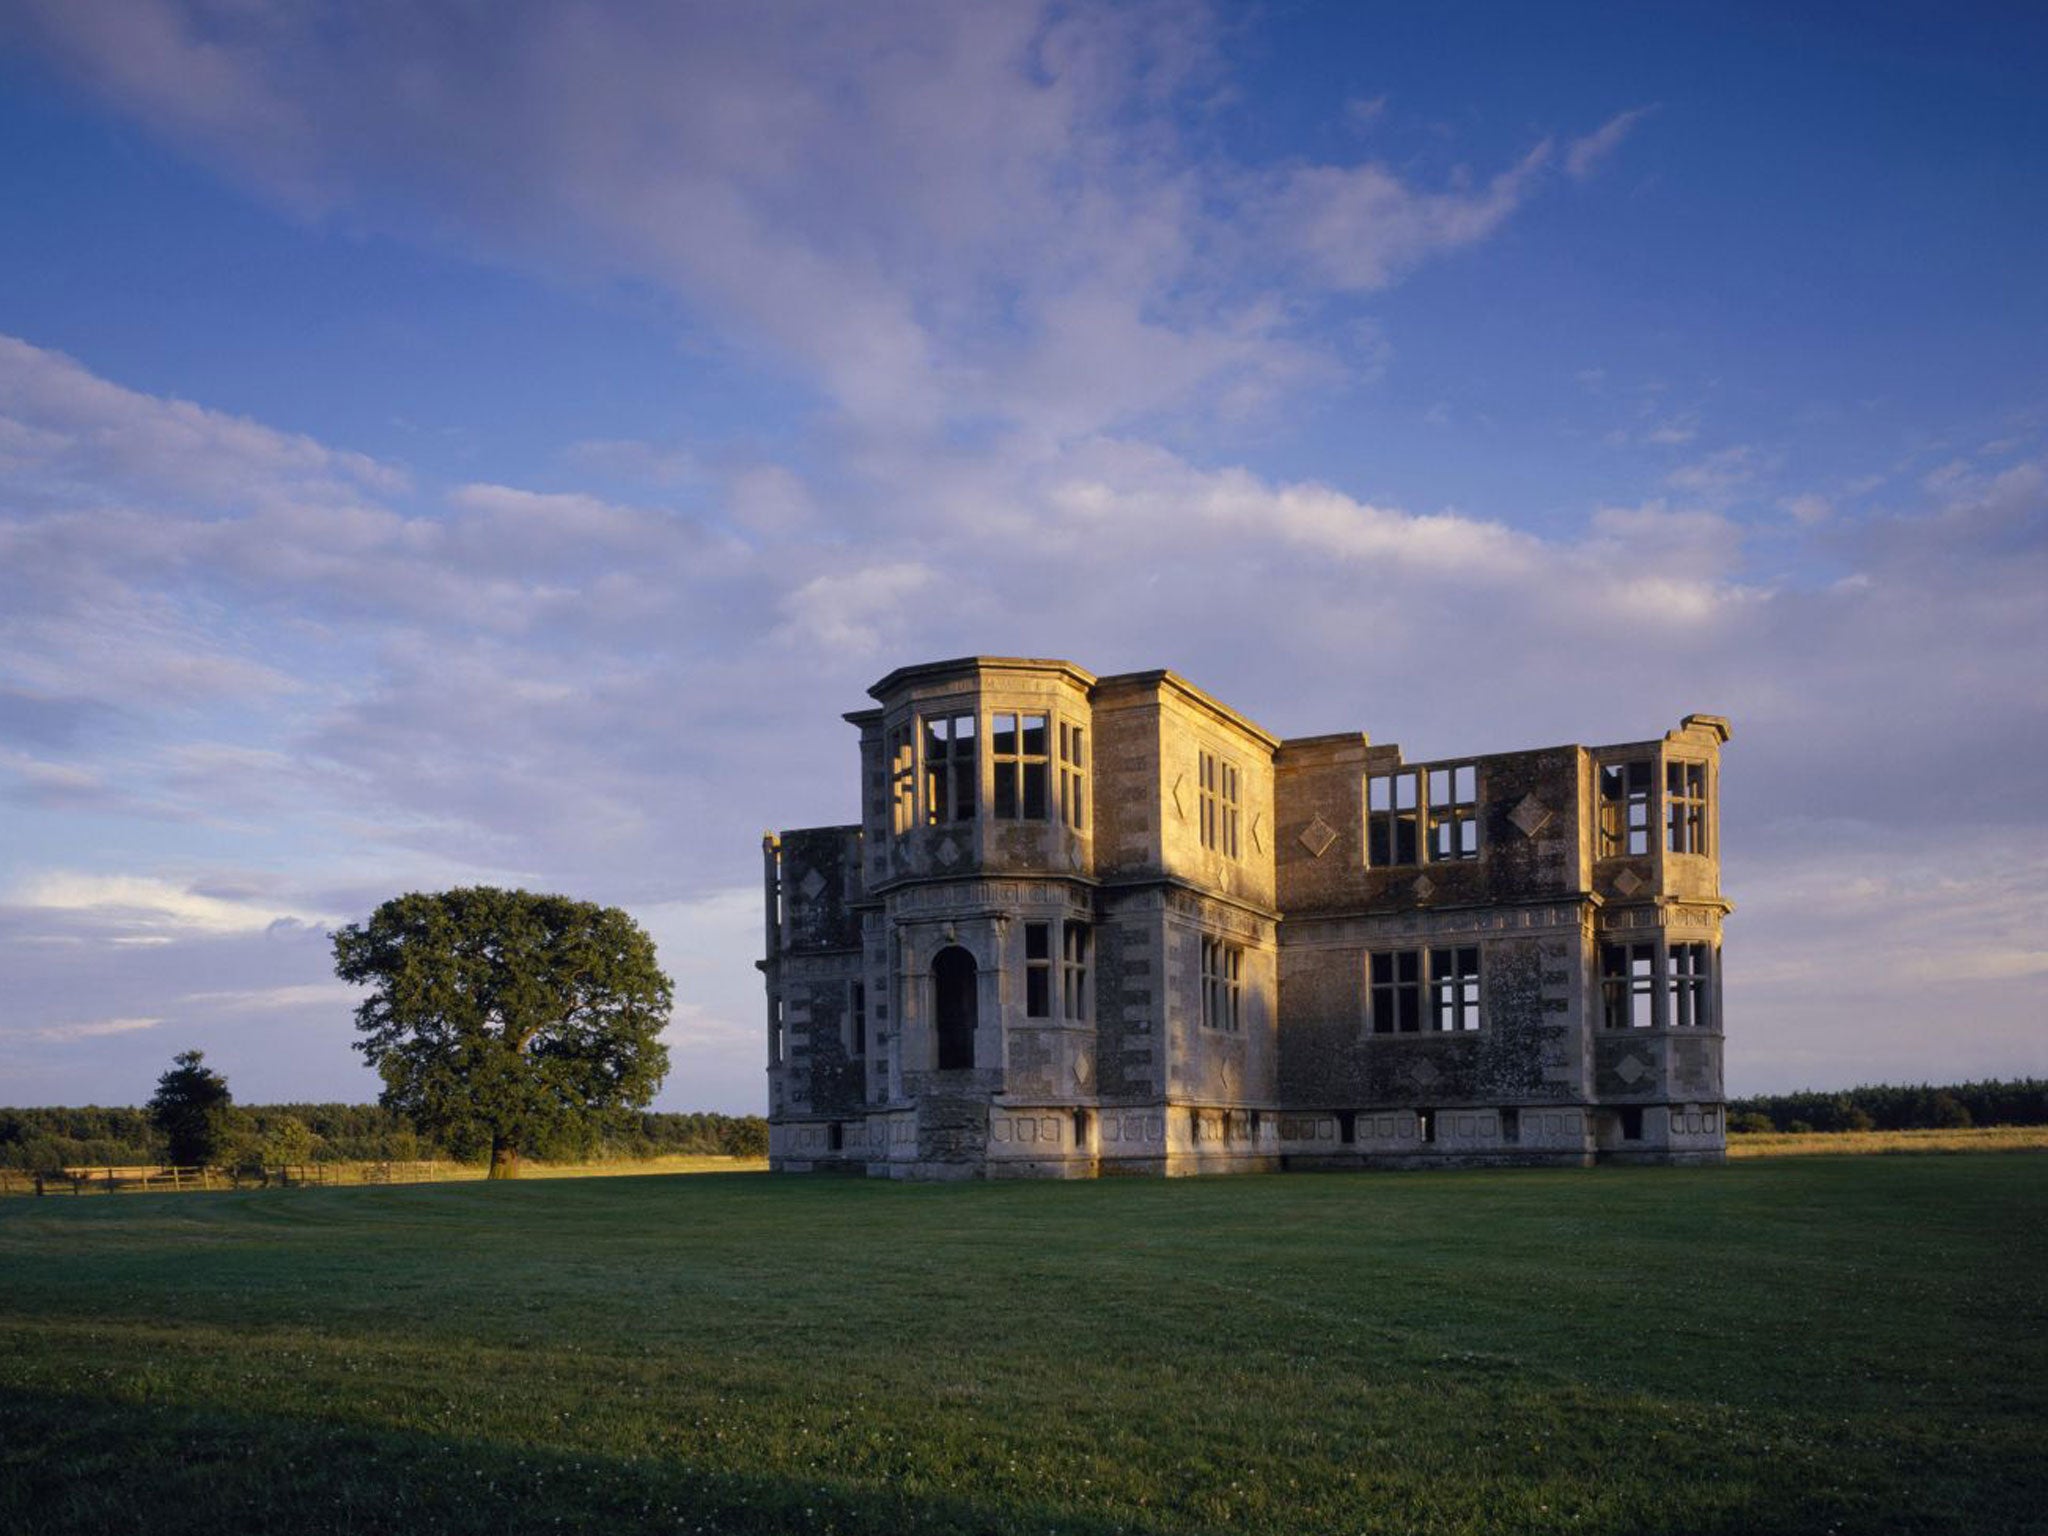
992 713 1050 820
1024 923 1051 1019
1058 721 1087 832
1072 1108 1091 1152
1367 770 1421 866
888 724 915 835
770 996 785 1065
1619 1106 1645 1142
923 712 977 825
1198 751 1242 858
1429 946 1482 1032
828 1122 844 1152
1669 942 1711 1029
1500 1107 1520 1145
849 981 867 1056
1427 764 1479 862
1602 942 1657 1029
1339 1110 1357 1145
1370 950 1422 1034
1600 760 1654 858
1667 761 1708 855
932 946 978 1070
1417 1110 1435 1144
1200 937 1243 1031
1062 922 1090 1022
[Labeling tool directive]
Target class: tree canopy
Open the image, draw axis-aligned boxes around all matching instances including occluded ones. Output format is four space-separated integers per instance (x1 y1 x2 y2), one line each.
147 1050 238 1167
332 887 673 1177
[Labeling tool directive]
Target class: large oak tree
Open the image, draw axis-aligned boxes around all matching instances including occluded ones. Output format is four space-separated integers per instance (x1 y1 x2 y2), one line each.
333 888 673 1178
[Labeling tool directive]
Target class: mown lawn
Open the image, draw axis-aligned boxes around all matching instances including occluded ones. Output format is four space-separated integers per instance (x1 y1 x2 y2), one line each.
2 1156 2043 1535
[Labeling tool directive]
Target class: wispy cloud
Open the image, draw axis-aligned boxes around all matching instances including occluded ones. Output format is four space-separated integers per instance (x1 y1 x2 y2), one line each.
1566 106 1655 181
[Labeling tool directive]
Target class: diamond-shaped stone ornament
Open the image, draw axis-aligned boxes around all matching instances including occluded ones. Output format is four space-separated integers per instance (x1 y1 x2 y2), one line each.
1299 816 1338 858
1616 1054 1647 1085
1412 874 1436 899
1613 868 1645 896
1508 794 1553 839
797 868 827 902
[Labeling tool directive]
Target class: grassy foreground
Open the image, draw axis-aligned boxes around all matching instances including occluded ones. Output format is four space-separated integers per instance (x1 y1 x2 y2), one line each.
3 1159 2044 1536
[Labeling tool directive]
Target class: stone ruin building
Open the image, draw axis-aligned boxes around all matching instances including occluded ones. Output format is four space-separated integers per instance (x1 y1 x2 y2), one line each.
762 656 1730 1177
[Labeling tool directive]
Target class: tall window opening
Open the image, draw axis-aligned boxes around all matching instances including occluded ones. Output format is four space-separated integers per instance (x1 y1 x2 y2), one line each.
1428 946 1482 1031
1369 950 1422 1033
1200 937 1242 1031
1062 922 1090 1021
1427 764 1479 861
992 713 1049 820
932 946 978 1069
1367 770 1421 866
1600 760 1654 857
1669 942 1711 1028
1601 942 1657 1029
770 996 785 1065
849 981 867 1056
1198 751 1241 858
923 713 977 825
1024 923 1051 1018
888 724 915 834
1058 721 1087 831
1668 761 1708 854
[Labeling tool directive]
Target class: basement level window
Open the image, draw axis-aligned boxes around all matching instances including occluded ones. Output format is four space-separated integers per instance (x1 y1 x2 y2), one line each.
1600 760 1654 857
1619 1106 1645 1142
1500 1107 1520 1144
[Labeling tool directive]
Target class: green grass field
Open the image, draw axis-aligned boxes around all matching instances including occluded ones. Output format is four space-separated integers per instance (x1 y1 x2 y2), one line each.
3 1157 2044 1535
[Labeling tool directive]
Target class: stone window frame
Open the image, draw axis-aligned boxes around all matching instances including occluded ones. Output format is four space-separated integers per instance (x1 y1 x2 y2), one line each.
1598 758 1655 858
921 711 978 825
1057 720 1087 833
1198 750 1241 859
1024 922 1052 1018
1667 941 1713 1029
847 980 867 1056
991 710 1051 821
1428 945 1482 1031
888 723 915 834
1061 922 1090 1022
1370 946 1483 1033
1200 935 1242 1032
1368 949 1421 1033
1667 759 1709 856
1366 761 1481 867
1600 938 1720 1031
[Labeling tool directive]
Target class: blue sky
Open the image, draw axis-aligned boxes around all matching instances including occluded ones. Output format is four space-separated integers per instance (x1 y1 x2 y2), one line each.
1 1 2042 1113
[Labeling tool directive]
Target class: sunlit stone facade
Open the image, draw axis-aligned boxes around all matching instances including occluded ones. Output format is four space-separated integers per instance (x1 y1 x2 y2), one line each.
763 657 1730 1177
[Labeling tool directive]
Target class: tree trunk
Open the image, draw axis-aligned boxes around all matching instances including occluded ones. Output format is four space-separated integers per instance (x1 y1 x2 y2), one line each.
488 1138 521 1179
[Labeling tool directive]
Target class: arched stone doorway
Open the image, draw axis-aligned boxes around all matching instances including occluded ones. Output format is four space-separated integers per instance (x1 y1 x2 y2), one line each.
932 946 978 1070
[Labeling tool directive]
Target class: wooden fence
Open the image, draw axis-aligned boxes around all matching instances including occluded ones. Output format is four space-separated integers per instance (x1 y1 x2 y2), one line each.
0 1161 449 1197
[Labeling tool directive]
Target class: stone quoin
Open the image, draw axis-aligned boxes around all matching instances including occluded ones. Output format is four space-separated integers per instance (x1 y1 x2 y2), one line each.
762 657 1731 1177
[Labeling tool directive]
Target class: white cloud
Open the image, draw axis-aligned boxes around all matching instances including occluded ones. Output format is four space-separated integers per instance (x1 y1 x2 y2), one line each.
1565 106 1654 181
10 873 336 938
14 1016 163 1043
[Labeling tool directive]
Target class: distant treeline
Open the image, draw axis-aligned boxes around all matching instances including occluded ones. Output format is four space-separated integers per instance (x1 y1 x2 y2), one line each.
1727 1079 2048 1134
0 1104 767 1171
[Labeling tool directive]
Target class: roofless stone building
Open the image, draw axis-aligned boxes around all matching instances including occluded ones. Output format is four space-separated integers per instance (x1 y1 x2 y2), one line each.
762 656 1730 1177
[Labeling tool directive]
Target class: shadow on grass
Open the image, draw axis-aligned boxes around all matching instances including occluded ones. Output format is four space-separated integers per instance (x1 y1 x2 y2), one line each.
0 1385 1160 1536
